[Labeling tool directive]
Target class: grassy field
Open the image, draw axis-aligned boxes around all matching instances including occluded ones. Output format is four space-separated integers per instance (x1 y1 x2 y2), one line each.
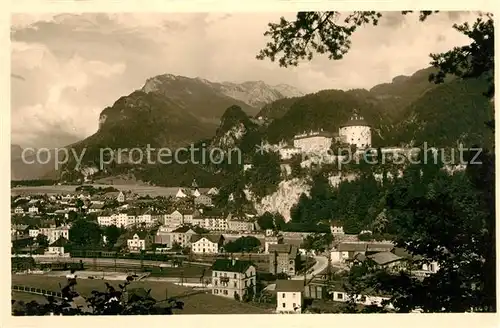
11 275 271 314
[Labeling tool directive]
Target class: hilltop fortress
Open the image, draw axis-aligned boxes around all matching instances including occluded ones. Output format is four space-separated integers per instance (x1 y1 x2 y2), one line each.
278 111 372 160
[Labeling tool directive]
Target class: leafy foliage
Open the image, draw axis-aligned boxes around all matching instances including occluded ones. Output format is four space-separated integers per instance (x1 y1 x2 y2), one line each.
224 236 262 253
12 276 184 315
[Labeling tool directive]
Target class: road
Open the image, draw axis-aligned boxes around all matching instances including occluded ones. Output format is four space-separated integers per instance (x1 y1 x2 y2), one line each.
291 255 329 281
34 257 212 268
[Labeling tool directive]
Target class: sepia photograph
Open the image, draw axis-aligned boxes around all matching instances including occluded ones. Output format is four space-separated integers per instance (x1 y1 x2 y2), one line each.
9 7 495 317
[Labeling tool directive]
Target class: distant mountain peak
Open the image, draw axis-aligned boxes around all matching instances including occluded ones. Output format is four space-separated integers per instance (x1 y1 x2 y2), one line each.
141 73 303 109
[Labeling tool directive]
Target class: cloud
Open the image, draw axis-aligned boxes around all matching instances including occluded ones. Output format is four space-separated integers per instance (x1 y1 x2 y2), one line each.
11 11 478 148
11 40 126 148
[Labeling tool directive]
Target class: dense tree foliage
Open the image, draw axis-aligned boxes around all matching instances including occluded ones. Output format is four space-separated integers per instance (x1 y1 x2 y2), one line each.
224 236 262 253
69 219 103 247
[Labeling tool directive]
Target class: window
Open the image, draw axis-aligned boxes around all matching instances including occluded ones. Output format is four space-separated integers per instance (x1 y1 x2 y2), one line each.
282 293 285 298
214 272 217 277
337 293 343 300
233 274 237 279
223 290 228 295
214 289 218 294
233 282 237 288
293 303 296 308
244 281 247 287
214 281 218 286
292 293 296 297
282 303 286 308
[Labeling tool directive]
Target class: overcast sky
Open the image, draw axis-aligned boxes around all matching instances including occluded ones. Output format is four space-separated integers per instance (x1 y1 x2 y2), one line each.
11 11 477 149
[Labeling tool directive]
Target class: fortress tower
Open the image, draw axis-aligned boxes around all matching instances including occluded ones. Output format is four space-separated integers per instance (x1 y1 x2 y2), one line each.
339 109 372 149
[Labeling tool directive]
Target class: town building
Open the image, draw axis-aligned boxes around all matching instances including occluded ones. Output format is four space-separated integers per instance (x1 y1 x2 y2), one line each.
28 206 39 214
275 279 305 314
163 210 184 226
46 237 69 256
264 230 284 254
14 206 24 215
269 244 301 276
330 222 344 235
88 203 105 213
211 259 256 300
31 226 70 244
227 218 255 232
180 209 201 225
127 231 152 252
104 191 126 203
366 252 404 271
164 225 199 248
190 234 224 254
194 194 213 207
330 243 367 264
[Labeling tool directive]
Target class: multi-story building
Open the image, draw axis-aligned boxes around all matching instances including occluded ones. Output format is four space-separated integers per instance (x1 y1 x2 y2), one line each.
33 226 70 244
275 280 304 314
164 210 184 226
211 259 256 300
194 194 213 207
227 219 255 232
180 209 201 225
269 244 301 276
190 234 224 254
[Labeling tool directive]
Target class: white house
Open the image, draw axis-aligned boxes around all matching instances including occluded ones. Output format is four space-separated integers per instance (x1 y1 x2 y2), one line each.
28 206 39 214
28 227 40 238
164 210 184 226
330 222 344 235
46 237 69 256
190 234 224 254
422 261 440 273
330 243 367 264
275 280 304 314
127 232 149 252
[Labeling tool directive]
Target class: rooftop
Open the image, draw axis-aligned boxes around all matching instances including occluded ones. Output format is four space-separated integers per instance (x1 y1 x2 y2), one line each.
211 259 254 273
275 279 305 292
336 242 368 252
367 251 403 265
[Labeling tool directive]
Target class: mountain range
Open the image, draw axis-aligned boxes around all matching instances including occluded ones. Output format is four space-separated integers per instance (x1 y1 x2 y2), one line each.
11 68 493 182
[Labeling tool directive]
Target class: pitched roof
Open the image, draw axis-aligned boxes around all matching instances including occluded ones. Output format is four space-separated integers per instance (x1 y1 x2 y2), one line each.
275 279 305 292
211 259 253 273
269 244 298 258
190 234 223 244
367 243 394 252
337 242 367 252
49 237 69 247
171 226 195 233
367 252 403 265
